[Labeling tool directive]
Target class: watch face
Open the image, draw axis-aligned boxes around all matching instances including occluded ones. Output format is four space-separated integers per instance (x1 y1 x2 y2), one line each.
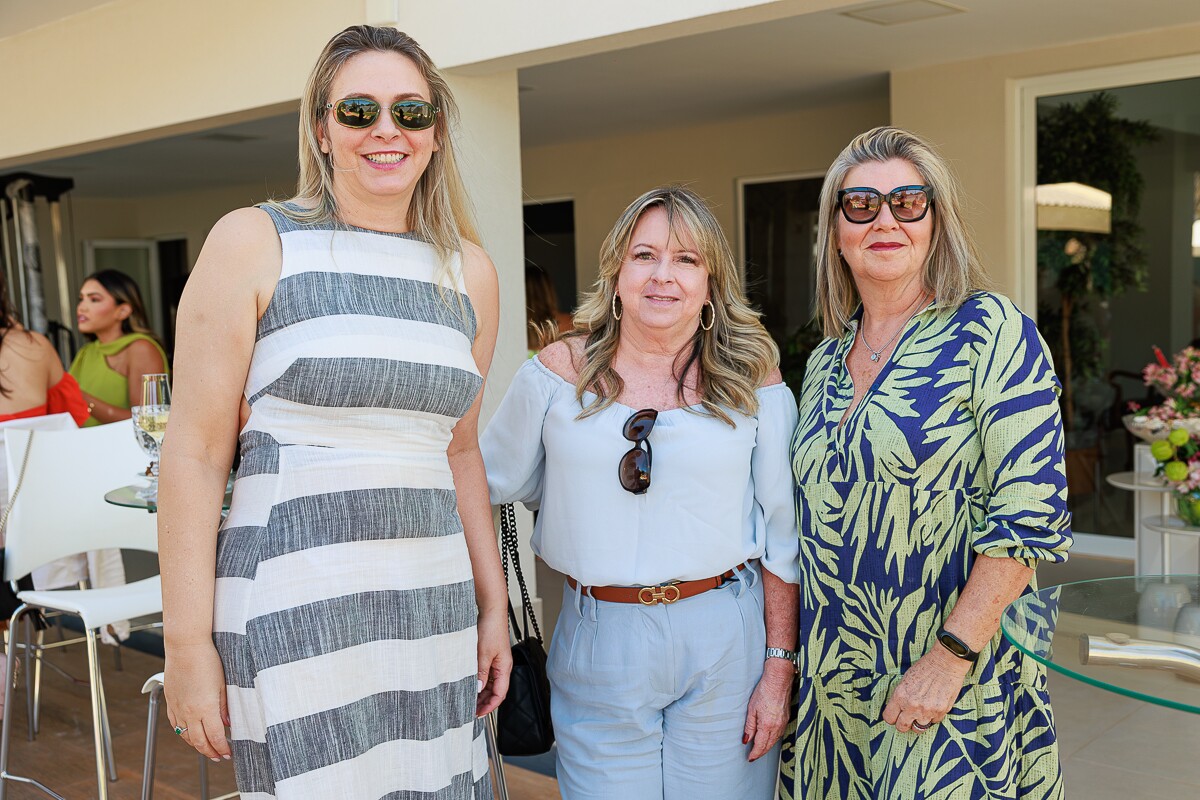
939 631 970 658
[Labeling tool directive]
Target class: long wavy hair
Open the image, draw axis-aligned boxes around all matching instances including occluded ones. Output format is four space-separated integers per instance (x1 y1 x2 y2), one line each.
570 186 779 426
80 270 159 343
265 25 478 277
814 126 992 337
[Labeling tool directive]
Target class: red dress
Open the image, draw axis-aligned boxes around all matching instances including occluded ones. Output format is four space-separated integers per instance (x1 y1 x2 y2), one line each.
0 373 90 426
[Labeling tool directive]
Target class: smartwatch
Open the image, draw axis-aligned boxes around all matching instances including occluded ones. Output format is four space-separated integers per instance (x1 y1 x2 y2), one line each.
765 647 800 672
935 628 979 662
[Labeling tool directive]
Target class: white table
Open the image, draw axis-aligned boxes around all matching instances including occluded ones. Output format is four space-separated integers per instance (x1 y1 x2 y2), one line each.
1141 515 1200 576
1103 442 1197 575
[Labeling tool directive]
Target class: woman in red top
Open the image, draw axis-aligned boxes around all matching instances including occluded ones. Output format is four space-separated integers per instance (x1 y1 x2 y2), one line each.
0 318 88 425
0 283 89 719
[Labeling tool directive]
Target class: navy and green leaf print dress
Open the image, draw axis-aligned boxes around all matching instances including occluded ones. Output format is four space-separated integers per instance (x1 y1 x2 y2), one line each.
780 292 1071 800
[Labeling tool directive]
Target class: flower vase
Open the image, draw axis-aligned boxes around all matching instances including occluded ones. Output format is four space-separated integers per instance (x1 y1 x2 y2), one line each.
1176 492 1200 527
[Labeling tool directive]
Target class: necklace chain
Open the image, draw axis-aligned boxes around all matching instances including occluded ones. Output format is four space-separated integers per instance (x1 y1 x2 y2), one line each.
860 294 927 363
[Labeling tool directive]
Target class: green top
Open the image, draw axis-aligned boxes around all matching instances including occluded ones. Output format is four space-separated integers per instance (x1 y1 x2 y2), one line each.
69 332 168 427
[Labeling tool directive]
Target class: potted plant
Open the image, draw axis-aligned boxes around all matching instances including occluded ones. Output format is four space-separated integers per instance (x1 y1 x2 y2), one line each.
1035 92 1158 492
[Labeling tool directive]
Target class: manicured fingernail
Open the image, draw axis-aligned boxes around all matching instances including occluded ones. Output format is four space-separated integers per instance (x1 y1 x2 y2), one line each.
477 679 484 694
211 757 221 763
223 755 231 761
742 733 749 745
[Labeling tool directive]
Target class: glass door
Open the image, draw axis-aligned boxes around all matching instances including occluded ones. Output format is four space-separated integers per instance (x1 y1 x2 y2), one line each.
1033 78 1200 542
82 239 164 339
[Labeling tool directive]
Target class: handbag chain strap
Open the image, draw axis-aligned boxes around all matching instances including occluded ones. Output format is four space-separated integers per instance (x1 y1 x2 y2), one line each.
499 503 543 642
0 431 35 538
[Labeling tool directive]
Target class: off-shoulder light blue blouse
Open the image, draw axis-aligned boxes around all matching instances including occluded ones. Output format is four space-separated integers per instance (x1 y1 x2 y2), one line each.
480 356 800 587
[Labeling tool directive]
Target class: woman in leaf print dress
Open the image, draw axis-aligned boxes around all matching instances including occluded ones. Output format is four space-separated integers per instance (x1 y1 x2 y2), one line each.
779 126 1071 800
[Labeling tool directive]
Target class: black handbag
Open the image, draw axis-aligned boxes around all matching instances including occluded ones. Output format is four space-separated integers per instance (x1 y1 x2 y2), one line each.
495 503 554 756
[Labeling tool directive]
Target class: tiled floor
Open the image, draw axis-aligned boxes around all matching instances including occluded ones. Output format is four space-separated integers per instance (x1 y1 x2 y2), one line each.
5 553 1196 799
1038 555 1200 798
1051 671 1200 797
0 641 557 799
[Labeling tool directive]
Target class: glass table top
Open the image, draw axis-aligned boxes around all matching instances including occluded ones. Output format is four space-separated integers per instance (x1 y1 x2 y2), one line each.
1105 471 1174 493
105 484 232 513
1002 576 1200 714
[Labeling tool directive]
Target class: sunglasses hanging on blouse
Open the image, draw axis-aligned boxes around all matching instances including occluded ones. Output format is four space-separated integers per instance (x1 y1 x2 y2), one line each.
619 408 657 495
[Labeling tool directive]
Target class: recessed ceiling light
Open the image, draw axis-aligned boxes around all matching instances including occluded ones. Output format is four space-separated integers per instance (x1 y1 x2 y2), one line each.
842 0 966 26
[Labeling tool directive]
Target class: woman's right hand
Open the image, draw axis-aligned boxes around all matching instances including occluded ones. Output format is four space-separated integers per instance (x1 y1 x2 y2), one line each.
164 641 232 762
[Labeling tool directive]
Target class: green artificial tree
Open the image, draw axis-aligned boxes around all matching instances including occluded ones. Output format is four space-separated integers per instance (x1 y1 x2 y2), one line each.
1036 92 1157 435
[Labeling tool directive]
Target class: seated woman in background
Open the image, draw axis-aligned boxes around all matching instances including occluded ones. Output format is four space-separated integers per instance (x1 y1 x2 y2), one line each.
70 270 168 425
0 321 88 426
0 274 90 719
525 263 574 353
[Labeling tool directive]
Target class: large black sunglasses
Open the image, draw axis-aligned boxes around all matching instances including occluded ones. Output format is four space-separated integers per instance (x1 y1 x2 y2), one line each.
837 185 933 224
619 408 657 495
325 97 439 131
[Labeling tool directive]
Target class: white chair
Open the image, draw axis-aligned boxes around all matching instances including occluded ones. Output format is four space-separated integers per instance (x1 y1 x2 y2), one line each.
140 673 233 800
0 423 162 800
0 413 76 739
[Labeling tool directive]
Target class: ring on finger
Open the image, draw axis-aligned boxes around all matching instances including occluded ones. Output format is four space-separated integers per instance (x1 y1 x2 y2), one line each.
911 720 933 732
174 725 188 736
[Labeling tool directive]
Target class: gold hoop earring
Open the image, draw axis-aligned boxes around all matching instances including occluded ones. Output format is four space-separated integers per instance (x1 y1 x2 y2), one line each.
700 300 715 331
612 293 622 321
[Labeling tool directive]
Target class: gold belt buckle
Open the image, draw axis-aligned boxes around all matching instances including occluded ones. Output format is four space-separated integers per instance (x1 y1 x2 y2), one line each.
637 582 681 605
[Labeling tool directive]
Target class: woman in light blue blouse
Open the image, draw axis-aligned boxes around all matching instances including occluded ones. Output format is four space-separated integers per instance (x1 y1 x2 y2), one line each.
481 186 800 798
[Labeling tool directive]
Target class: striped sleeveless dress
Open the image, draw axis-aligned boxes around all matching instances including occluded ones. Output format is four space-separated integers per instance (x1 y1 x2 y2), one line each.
212 205 489 799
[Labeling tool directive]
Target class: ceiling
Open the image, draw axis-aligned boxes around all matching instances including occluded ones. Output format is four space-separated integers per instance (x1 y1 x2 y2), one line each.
514 0 1200 146
21 114 304 199
0 0 117 39
10 0 1200 197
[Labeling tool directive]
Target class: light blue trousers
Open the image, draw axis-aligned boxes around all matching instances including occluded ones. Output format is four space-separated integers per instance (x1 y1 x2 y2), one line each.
547 564 781 799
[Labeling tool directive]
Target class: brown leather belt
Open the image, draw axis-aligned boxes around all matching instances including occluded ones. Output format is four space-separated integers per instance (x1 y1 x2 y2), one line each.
566 563 746 606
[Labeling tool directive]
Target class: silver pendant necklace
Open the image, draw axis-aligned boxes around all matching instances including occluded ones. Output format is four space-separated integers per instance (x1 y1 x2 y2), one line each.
860 294 927 363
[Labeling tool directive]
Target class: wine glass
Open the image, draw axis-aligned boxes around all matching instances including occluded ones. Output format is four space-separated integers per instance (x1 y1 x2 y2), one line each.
129 405 159 498
136 374 171 501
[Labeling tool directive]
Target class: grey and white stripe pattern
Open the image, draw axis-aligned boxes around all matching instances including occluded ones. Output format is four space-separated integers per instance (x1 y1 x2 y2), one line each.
212 205 488 799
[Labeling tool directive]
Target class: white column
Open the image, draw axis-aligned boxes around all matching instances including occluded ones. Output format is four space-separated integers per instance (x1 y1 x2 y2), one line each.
446 69 540 619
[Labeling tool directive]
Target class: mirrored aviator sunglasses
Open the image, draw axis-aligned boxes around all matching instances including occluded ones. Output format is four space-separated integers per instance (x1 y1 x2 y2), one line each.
837 185 933 224
618 408 657 495
326 97 439 131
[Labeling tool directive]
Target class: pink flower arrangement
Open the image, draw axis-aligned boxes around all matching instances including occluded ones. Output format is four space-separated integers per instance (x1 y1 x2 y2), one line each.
1132 346 1200 421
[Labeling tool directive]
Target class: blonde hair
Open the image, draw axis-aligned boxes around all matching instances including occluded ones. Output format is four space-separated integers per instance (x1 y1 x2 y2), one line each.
570 186 779 426
814 126 992 337
265 25 478 275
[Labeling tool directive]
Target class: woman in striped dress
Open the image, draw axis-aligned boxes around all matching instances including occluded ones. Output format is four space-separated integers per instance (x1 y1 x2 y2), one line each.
158 26 510 799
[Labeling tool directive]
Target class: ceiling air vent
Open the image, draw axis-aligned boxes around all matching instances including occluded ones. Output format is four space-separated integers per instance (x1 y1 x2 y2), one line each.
842 0 966 26
194 132 262 143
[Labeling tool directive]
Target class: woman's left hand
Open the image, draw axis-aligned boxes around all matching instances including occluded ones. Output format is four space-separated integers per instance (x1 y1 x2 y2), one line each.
882 645 973 734
475 608 512 717
743 658 794 761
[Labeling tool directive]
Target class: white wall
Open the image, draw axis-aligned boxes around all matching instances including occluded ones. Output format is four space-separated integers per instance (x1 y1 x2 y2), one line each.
446 69 527 422
891 22 1200 301
0 0 861 168
521 97 887 298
